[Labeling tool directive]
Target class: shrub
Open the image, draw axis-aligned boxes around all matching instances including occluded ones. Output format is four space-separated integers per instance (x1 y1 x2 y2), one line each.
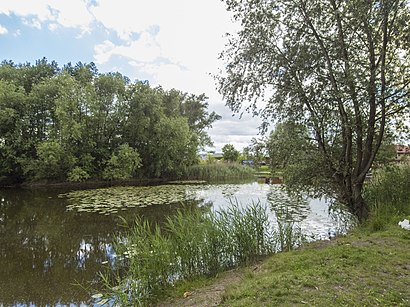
102 144 141 180
67 166 90 182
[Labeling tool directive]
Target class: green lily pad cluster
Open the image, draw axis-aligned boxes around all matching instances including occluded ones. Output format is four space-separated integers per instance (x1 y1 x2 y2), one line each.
59 185 201 215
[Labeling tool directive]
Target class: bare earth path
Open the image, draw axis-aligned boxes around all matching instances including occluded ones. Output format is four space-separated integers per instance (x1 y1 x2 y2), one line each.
156 268 245 306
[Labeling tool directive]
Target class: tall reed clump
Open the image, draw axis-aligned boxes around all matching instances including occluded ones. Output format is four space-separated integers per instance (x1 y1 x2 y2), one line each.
364 164 410 230
183 163 255 181
100 201 299 305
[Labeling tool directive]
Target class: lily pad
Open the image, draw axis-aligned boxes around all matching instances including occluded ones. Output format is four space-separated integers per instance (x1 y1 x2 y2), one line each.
60 184 202 215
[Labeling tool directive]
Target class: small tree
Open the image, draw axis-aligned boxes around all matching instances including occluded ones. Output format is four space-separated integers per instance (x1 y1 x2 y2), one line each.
25 140 74 181
247 137 268 167
222 144 240 162
103 144 142 180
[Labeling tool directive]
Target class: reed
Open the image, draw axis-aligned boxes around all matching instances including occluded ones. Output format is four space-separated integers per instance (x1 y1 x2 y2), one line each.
364 164 410 230
182 163 255 181
100 201 301 305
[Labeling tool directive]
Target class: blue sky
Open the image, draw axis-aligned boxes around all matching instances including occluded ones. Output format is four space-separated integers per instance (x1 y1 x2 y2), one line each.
0 0 263 151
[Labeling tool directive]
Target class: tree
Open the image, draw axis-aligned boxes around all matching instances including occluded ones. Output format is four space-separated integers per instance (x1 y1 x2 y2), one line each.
161 88 221 148
0 80 28 183
0 59 220 184
180 93 222 148
149 116 197 177
247 137 268 166
267 122 310 170
222 144 240 162
102 144 141 180
26 140 74 181
218 0 410 221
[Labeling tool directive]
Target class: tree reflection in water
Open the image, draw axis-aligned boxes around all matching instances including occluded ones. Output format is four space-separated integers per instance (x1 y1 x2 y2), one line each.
0 187 197 306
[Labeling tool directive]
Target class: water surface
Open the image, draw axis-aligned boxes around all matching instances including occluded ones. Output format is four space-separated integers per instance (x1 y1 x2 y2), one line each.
0 182 349 306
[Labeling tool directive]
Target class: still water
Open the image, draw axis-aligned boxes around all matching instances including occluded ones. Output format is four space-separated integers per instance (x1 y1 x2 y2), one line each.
0 182 350 306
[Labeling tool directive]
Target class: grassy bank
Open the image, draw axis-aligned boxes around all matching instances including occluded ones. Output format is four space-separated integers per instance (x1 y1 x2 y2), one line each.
216 225 410 306
159 224 410 306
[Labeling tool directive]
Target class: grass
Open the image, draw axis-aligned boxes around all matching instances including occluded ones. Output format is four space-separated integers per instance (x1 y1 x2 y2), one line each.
219 225 410 306
158 224 410 306
363 164 410 231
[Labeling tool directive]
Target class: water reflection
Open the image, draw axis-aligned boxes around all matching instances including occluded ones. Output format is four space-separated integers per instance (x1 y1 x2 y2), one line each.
194 183 352 241
0 188 197 306
0 182 351 306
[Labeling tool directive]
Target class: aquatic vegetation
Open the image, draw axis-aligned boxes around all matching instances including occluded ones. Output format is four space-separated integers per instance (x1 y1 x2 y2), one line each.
364 164 410 231
99 201 302 305
183 163 255 181
59 184 202 215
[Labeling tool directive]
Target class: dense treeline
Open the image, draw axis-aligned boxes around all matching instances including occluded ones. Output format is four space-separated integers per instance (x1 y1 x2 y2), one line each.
0 58 220 185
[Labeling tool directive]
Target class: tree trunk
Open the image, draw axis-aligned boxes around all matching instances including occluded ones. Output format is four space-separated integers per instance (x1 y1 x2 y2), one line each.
349 182 369 223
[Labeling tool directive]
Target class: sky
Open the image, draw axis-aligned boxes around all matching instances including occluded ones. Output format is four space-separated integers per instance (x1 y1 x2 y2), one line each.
0 0 265 152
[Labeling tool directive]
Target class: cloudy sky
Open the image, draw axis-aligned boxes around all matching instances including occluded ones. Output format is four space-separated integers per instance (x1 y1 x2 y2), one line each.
0 0 264 151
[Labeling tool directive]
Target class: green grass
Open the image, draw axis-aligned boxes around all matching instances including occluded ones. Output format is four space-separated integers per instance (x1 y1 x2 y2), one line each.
364 165 410 231
220 225 410 306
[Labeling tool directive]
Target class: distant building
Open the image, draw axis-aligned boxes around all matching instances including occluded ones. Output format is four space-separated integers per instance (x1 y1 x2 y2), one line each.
395 145 410 163
241 160 254 166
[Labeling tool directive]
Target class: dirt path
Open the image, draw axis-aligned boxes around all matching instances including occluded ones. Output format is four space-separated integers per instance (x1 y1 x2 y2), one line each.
156 268 245 306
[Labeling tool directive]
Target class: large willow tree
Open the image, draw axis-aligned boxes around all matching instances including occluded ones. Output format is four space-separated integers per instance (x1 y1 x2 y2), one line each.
218 0 410 221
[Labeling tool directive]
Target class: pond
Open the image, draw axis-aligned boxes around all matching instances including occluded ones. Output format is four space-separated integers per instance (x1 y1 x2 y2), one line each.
0 181 351 306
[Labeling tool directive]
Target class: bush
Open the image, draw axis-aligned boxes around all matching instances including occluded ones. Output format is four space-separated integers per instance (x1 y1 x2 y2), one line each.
67 167 90 182
102 144 141 180
183 163 255 181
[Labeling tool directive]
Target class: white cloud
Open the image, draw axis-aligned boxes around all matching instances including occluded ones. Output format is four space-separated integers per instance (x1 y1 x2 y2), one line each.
90 0 154 40
49 0 94 34
90 0 238 96
22 17 42 29
94 33 162 65
0 1 54 22
48 23 59 32
94 40 116 64
0 0 94 33
209 113 264 151
0 24 8 35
